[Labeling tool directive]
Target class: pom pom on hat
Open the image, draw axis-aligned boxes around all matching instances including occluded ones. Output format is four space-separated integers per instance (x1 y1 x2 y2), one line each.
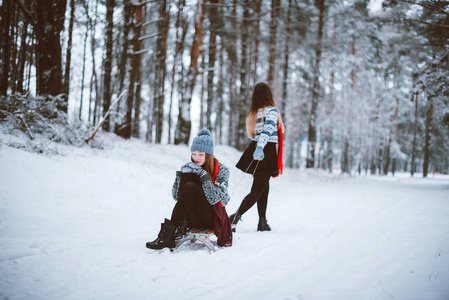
191 129 214 155
197 128 211 137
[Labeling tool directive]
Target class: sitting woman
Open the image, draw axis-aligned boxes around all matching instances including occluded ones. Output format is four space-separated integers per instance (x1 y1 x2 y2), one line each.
146 129 232 250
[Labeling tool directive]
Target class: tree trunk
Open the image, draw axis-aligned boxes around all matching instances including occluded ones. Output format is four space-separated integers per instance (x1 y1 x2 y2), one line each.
390 91 399 176
267 0 280 87
131 1 143 138
79 19 89 120
174 0 205 145
153 0 170 143
385 68 400 176
306 0 325 168
206 0 219 129
123 53 136 139
423 94 433 177
377 147 383 175
26 36 33 91
281 0 292 168
34 0 66 100
121 0 143 139
411 90 418 176
115 0 132 131
199 53 206 129
325 15 336 173
168 0 187 144
133 66 142 138
227 0 238 147
102 0 115 132
281 0 292 121
16 19 28 94
341 138 350 174
252 0 262 84
0 0 12 96
90 0 99 125
341 36 356 174
286 101 300 169
10 4 18 94
383 137 391 175
118 0 132 96
236 0 251 150
64 0 75 97
216 38 225 144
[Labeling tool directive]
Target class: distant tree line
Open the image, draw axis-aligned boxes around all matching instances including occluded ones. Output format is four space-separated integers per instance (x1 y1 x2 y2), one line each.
0 0 448 176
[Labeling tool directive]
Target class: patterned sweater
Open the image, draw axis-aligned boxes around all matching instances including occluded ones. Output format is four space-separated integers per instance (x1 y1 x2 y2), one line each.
171 163 230 206
252 106 279 148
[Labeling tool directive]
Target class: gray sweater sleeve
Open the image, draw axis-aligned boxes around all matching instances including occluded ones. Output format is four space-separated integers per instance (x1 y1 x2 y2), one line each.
171 171 182 201
199 164 230 206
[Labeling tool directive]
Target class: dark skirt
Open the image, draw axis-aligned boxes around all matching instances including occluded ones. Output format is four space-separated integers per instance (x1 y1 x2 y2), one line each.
177 173 233 246
173 173 214 228
236 141 278 177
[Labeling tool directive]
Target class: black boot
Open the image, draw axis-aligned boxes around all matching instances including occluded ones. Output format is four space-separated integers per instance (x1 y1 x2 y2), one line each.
257 218 271 232
229 213 242 232
146 219 177 249
174 218 190 240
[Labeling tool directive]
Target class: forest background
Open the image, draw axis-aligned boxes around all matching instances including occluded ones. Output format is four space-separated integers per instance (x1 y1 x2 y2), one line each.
0 0 448 176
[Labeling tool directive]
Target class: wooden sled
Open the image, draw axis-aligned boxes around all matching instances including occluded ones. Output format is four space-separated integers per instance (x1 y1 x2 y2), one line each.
174 228 216 253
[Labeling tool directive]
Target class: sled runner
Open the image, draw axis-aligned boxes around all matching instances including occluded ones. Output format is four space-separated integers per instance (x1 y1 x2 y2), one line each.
174 228 217 253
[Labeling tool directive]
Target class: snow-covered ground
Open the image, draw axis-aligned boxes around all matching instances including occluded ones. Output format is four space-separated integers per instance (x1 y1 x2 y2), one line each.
1 132 448 300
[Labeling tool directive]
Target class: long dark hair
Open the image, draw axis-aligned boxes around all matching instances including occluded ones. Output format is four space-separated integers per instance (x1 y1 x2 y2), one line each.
246 82 284 138
250 82 276 112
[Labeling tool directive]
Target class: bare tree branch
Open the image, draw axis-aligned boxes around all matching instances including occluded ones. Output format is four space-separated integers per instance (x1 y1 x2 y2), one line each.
85 92 125 144
17 114 34 140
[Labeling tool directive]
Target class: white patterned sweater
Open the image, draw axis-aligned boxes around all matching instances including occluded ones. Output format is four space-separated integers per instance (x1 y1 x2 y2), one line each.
252 106 279 148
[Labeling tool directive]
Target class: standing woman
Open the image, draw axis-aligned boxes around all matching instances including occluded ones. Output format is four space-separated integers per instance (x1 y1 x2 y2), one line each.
146 129 232 250
230 82 285 231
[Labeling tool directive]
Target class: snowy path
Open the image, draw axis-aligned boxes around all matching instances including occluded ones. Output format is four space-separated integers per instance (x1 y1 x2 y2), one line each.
1 136 448 300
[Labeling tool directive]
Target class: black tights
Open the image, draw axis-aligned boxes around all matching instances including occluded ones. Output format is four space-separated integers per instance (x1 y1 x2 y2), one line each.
171 175 214 229
236 171 271 219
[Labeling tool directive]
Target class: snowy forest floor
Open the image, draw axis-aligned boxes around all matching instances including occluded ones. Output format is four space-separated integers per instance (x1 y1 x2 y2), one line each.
1 131 448 300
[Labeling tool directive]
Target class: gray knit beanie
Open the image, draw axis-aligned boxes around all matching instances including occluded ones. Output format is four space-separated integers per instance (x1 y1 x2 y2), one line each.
191 129 214 155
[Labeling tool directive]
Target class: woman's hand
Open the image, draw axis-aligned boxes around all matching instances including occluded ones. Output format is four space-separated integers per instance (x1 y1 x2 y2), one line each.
181 162 209 180
189 162 208 179
253 146 265 160
181 162 202 173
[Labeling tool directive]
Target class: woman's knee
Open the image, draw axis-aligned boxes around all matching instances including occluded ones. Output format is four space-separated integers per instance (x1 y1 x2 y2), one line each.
180 181 203 200
182 181 201 192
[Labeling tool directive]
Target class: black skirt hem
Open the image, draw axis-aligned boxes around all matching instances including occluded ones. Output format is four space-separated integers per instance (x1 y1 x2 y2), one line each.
236 141 278 177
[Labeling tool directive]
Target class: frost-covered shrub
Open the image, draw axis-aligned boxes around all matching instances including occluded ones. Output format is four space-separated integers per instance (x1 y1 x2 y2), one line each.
0 94 105 153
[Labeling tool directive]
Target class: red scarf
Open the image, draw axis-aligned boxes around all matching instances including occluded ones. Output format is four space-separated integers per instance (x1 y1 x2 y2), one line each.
211 159 232 247
272 124 283 178
278 124 283 175
212 159 221 204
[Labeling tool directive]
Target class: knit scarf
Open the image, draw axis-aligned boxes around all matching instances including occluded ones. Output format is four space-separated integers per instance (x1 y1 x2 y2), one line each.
212 159 233 247
277 123 283 175
271 123 284 178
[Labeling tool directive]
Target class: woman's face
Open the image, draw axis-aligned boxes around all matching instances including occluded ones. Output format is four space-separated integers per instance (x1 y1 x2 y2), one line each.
192 151 206 166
